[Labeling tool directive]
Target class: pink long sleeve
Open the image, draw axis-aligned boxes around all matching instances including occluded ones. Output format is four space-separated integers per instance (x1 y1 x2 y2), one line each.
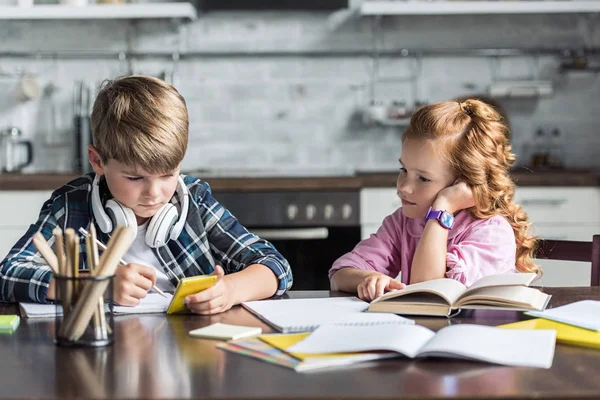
329 208 517 287
445 216 517 287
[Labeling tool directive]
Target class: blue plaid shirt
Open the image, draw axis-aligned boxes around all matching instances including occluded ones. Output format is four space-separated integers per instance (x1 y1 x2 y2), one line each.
0 173 293 303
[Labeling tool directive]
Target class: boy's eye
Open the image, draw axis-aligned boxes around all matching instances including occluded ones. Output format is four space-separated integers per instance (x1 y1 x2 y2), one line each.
126 176 143 181
419 176 431 183
399 167 407 174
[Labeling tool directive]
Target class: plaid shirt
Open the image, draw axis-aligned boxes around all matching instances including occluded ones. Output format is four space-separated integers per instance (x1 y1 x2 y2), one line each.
0 173 293 303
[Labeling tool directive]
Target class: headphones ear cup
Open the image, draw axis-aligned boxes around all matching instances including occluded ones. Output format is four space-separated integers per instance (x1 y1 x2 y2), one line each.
105 199 138 237
146 203 178 248
91 175 112 233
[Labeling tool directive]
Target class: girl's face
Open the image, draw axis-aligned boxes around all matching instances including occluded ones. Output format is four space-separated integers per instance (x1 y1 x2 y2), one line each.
396 138 457 219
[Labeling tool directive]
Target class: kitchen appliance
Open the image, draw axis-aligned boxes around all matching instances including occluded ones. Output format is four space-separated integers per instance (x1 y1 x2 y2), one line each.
0 127 33 173
215 190 361 290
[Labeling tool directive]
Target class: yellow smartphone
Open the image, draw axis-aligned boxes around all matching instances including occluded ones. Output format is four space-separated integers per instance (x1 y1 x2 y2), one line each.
166 275 219 314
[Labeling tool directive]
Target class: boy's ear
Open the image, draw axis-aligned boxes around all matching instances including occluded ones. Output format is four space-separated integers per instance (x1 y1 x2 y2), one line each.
88 145 105 175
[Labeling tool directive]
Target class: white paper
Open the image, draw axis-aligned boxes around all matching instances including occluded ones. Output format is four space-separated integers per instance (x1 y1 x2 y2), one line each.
113 293 173 314
20 293 173 318
418 324 556 369
242 297 414 333
288 324 435 358
526 300 600 331
288 323 556 369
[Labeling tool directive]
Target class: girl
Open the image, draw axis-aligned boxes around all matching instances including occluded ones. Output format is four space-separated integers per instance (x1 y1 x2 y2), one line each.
330 99 539 301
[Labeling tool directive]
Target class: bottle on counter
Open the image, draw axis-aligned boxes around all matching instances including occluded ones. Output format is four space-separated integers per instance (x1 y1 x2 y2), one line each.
547 127 565 168
73 81 93 175
529 128 550 168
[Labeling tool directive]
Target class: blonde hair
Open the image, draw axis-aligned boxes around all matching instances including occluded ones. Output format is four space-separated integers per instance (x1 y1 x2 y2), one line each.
91 75 188 174
403 99 539 274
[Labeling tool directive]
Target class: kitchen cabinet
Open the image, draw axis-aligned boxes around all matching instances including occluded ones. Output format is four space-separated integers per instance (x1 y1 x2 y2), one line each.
0 3 196 21
358 1 600 15
360 186 600 287
0 191 52 259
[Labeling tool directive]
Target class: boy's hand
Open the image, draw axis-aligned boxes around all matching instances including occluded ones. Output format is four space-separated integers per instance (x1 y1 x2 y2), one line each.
433 181 475 214
184 265 235 315
357 273 405 302
114 263 157 306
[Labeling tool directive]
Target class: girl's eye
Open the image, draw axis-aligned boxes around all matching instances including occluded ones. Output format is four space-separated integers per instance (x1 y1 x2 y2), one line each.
126 177 143 181
399 167 407 174
419 176 431 183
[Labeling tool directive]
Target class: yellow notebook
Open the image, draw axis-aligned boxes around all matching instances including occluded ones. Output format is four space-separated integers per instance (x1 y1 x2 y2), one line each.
166 275 219 314
499 318 600 350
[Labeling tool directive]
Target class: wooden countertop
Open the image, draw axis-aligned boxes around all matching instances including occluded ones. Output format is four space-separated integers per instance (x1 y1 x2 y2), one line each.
0 168 598 191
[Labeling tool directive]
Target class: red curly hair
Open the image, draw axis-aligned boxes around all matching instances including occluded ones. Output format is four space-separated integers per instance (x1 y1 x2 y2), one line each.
403 99 539 274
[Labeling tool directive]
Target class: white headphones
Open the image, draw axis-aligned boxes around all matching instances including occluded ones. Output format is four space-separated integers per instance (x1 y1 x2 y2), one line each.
91 174 189 248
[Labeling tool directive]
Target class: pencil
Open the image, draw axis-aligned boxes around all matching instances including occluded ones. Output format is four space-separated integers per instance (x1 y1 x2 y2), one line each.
78 227 168 299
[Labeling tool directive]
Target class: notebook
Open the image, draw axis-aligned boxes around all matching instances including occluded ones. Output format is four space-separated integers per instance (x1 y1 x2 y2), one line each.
19 293 174 318
218 335 397 372
287 323 556 368
0 315 20 334
241 297 414 333
499 318 600 350
189 323 262 341
526 300 600 331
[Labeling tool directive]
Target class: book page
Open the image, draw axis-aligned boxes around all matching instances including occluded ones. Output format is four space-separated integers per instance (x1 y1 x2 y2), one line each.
461 273 537 298
372 278 466 306
287 324 436 359
526 300 600 331
113 293 173 314
242 297 413 333
416 324 556 368
456 286 550 310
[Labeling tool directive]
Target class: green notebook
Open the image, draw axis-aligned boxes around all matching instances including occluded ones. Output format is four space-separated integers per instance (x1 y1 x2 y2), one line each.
0 315 20 334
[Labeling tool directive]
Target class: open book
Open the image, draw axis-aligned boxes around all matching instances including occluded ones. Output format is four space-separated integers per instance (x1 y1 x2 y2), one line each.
287 323 556 369
242 297 413 333
368 273 551 317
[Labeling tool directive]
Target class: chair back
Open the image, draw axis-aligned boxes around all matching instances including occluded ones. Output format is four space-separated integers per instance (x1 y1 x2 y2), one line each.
535 235 600 286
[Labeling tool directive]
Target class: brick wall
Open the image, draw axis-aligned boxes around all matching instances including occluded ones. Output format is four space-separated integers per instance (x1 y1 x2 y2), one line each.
0 7 599 173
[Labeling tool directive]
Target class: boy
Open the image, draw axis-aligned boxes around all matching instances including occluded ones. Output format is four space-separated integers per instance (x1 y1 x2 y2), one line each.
0 75 293 314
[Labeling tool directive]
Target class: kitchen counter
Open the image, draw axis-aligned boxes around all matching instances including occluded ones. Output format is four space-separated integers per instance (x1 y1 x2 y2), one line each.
0 168 598 191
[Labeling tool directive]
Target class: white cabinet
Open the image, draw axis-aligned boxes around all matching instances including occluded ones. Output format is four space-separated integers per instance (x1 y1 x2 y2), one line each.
0 191 52 259
360 186 600 287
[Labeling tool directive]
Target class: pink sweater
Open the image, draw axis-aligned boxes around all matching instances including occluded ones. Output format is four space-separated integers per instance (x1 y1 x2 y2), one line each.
330 208 517 287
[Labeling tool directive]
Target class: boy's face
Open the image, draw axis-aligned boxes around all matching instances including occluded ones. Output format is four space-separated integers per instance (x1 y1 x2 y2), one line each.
89 147 180 226
396 138 457 219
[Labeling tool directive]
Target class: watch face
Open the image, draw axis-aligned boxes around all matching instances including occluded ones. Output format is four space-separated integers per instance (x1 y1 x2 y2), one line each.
440 211 454 229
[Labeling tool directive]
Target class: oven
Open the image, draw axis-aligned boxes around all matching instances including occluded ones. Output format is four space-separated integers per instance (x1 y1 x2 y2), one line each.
215 191 361 290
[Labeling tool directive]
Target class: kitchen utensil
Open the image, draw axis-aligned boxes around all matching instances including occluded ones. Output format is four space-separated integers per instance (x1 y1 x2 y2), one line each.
0 127 33 173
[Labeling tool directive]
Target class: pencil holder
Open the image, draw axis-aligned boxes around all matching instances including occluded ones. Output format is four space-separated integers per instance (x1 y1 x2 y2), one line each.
54 274 115 348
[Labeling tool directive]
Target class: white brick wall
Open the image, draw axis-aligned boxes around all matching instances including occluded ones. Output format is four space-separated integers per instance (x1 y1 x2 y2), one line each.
0 8 599 174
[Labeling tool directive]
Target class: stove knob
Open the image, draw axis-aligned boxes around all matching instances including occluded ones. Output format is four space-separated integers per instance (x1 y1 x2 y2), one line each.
342 203 353 220
324 204 334 220
306 204 317 220
287 204 298 220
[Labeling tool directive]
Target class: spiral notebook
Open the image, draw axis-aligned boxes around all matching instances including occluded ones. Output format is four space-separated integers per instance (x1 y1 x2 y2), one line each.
241 297 414 333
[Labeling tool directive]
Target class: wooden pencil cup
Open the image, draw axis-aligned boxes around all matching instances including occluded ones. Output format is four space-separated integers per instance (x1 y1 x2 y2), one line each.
54 274 115 348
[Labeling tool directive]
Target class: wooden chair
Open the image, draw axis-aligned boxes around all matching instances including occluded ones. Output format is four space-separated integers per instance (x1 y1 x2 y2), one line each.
535 235 600 286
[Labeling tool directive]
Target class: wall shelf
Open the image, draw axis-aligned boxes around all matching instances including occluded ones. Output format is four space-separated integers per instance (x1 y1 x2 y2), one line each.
0 3 197 21
360 1 600 16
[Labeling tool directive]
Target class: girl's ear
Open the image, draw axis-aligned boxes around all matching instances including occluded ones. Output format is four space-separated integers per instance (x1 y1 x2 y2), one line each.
87 145 105 175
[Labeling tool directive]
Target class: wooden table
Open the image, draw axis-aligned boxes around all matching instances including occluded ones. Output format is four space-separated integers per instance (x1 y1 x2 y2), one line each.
1 288 599 399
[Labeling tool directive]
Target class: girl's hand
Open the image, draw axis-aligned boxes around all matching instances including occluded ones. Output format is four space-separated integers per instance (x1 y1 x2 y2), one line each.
433 181 475 213
114 263 157 306
184 265 235 315
357 273 405 302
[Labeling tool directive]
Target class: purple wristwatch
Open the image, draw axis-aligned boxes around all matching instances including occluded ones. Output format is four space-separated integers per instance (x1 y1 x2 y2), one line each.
425 206 454 229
